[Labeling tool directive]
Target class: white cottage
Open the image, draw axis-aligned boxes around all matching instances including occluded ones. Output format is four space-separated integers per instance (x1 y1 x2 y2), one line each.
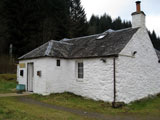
17 1 160 103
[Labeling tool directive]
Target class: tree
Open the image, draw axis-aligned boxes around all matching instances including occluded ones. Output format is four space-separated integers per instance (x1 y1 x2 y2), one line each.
99 14 112 32
1 0 160 57
149 30 160 51
0 0 7 55
68 0 88 38
112 17 123 30
36 0 70 41
88 15 99 34
88 14 131 35
2 0 42 56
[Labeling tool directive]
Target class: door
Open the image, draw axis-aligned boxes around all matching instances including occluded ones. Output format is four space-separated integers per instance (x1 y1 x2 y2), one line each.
27 63 34 92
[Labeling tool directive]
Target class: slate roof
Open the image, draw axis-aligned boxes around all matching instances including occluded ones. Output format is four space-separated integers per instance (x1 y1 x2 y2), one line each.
155 49 160 60
19 27 139 60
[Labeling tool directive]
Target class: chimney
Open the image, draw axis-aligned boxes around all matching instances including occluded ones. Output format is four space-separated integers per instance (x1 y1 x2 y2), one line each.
136 1 141 13
131 1 146 28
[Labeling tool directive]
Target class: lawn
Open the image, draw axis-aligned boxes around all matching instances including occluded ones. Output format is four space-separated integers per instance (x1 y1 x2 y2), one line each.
0 74 160 120
29 92 160 117
0 94 160 120
0 74 17 93
0 97 97 120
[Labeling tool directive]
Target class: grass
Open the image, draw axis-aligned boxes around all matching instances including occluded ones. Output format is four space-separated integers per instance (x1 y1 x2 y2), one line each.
0 94 160 120
0 74 160 119
0 74 17 93
29 92 160 116
127 94 160 115
0 74 96 119
0 97 97 120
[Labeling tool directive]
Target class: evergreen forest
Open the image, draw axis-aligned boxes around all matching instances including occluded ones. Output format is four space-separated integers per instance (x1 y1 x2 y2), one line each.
0 0 159 62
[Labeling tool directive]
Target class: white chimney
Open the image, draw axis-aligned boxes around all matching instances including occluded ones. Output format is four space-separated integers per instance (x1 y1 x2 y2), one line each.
131 1 146 28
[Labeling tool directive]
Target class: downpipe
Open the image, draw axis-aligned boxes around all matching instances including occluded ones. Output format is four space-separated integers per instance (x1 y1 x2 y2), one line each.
112 57 116 108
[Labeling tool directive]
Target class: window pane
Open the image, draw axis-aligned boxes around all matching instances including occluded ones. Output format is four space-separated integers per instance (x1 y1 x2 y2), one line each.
20 70 24 76
78 68 83 74
78 73 83 78
78 62 83 78
78 63 83 67
57 60 60 66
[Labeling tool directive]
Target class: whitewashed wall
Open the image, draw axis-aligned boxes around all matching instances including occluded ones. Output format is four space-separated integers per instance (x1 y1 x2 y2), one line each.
44 57 114 102
45 58 74 94
17 61 28 86
116 28 160 103
17 58 48 95
69 58 114 102
18 57 114 102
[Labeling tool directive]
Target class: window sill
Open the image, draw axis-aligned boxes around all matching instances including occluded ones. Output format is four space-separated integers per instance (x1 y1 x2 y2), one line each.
76 78 84 82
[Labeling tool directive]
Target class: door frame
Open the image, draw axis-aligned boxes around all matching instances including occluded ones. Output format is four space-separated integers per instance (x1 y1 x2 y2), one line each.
27 62 34 92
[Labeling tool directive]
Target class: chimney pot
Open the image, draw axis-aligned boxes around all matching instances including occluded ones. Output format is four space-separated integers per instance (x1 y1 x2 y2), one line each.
136 1 141 13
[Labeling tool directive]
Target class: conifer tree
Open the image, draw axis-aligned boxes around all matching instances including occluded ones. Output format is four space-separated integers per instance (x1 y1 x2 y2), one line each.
69 0 88 38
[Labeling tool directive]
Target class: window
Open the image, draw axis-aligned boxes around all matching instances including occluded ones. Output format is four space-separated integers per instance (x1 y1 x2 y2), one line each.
20 70 24 76
57 60 60 66
78 62 83 79
37 71 41 77
96 35 105 40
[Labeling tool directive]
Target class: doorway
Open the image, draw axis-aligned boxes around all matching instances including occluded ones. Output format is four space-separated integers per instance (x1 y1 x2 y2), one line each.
27 63 34 92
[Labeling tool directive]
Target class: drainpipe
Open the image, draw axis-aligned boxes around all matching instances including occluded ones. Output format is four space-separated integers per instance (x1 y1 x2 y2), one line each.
112 57 116 108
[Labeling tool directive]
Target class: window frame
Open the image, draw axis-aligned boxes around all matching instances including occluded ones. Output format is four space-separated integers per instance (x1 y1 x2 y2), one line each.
77 62 84 79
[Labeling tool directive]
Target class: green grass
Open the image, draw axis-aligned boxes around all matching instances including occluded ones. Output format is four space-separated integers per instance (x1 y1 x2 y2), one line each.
29 93 117 114
0 74 17 93
0 74 160 119
127 94 160 115
0 95 160 120
29 92 160 116
0 97 97 120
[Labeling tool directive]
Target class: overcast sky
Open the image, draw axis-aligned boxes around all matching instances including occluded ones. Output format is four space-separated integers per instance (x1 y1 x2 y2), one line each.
81 0 160 37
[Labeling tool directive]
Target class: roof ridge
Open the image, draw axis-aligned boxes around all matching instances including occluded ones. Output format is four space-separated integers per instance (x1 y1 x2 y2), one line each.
45 41 53 56
114 27 139 32
61 34 100 42
51 40 73 45
114 27 131 32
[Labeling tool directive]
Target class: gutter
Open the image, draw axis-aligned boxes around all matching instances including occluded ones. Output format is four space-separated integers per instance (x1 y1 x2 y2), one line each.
18 54 119 60
119 54 135 58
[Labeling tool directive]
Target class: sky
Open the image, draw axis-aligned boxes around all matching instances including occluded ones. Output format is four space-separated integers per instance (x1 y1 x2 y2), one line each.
81 0 160 37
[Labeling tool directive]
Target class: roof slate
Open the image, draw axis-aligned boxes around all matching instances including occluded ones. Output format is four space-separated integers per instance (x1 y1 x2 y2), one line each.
19 27 139 60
